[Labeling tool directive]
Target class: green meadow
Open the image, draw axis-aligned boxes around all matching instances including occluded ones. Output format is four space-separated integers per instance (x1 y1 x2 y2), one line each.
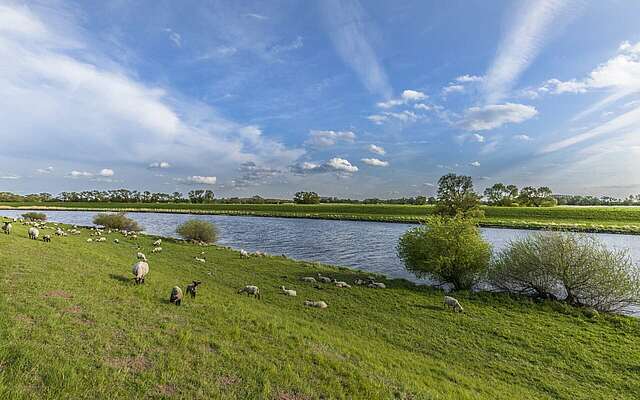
1 221 639 399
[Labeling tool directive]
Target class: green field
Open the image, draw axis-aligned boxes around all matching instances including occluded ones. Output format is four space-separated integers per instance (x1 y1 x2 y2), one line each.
4 202 640 234
1 221 639 399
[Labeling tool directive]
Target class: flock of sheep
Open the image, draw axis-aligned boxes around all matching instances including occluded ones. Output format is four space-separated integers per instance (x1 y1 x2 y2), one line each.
1 216 466 313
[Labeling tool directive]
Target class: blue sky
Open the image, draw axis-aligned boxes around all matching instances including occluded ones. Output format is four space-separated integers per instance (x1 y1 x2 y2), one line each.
1 0 640 199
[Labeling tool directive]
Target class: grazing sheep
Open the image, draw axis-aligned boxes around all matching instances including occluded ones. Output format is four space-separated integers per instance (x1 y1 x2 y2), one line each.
2 222 11 234
194 257 206 263
152 247 162 253
354 279 366 285
317 273 332 283
281 286 297 297
114 239 119 244
300 276 317 283
238 285 261 299
96 237 106 242
304 300 328 309
55 228 64 236
153 238 162 246
186 281 202 298
28 227 39 240
443 296 464 312
239 249 250 258
136 252 147 262
132 261 150 284
42 235 51 243
367 282 386 289
333 280 351 288
86 238 93 243
169 286 183 306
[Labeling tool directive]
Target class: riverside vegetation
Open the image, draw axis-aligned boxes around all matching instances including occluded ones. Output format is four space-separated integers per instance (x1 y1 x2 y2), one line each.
1 216 640 399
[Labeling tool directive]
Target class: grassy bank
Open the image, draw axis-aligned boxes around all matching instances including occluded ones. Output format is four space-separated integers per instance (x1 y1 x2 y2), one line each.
1 221 639 399
3 202 640 234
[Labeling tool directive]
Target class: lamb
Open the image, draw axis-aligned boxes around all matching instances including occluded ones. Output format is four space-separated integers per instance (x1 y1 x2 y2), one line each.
186 281 202 298
28 227 39 240
2 222 11 234
317 273 332 283
239 249 250 258
153 238 162 246
42 235 51 243
367 282 386 289
300 276 317 283
333 280 351 288
238 285 261 299
136 252 147 262
281 286 297 296
152 247 162 253
169 286 183 306
304 300 328 309
132 261 150 284
443 296 464 312
114 239 119 244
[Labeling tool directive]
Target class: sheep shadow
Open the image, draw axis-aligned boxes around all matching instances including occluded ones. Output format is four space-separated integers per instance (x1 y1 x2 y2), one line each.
109 274 132 285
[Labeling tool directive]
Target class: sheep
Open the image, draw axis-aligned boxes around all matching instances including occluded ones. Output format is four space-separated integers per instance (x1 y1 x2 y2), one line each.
333 280 351 288
281 286 297 297
28 227 39 240
2 222 11 235
86 238 93 243
42 235 51 243
114 239 119 244
317 273 332 283
132 261 150 284
300 276 317 283
169 286 183 306
239 249 250 258
153 238 162 247
194 257 206 263
152 247 162 253
238 285 261 299
55 228 64 236
304 300 328 309
186 281 202 298
443 296 464 313
96 237 106 242
367 282 386 289
354 279 366 285
136 252 147 262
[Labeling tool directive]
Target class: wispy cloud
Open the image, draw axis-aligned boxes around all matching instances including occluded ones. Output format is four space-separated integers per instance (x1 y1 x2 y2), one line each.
484 0 575 103
361 158 389 167
321 0 392 99
460 103 538 131
306 130 356 148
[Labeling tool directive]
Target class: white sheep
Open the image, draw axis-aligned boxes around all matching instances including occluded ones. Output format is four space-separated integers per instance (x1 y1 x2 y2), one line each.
281 286 297 296
152 247 162 253
170 286 183 306
354 279 366 285
300 276 317 283
42 234 51 242
333 280 351 288
153 238 162 246
317 273 332 283
238 285 261 299
55 227 64 236
443 296 464 312
96 237 106 242
194 257 206 263
28 227 39 240
86 238 93 243
367 282 386 289
132 261 150 284
136 252 147 262
2 222 11 234
114 239 119 244
239 249 250 258
304 300 328 309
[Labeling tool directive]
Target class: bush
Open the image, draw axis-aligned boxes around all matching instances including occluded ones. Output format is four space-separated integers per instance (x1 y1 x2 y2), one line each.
176 220 218 243
489 232 640 312
396 216 492 290
93 213 141 232
21 212 47 221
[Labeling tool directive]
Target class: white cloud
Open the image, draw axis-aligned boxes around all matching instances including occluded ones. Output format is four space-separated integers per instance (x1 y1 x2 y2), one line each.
321 0 392 98
368 144 386 155
377 89 427 108
163 28 182 48
368 110 419 125
461 103 538 131
514 134 533 141
470 161 481 167
70 170 93 178
187 176 217 185
149 161 171 169
327 157 358 173
99 168 114 177
306 130 356 147
361 158 389 167
472 133 485 143
291 157 358 175
484 0 574 103
456 74 484 83
36 166 54 174
243 13 269 20
442 84 465 95
0 174 20 180
367 115 388 125
413 103 431 111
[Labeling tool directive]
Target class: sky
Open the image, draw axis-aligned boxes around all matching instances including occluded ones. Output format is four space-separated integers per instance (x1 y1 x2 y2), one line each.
1 0 640 199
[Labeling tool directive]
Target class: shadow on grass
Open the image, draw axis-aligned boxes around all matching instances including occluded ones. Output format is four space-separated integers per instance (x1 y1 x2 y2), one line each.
109 274 131 284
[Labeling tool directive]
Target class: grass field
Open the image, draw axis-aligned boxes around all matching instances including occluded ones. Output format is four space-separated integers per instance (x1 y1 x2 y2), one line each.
4 202 640 234
1 221 639 399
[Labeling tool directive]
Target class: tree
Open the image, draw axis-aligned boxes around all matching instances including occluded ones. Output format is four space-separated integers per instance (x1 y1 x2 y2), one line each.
518 186 555 207
176 220 218 243
483 183 519 206
434 173 482 217
293 191 320 204
397 216 492 290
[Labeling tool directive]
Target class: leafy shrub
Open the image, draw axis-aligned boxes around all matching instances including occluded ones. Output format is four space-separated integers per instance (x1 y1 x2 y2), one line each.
21 212 47 221
93 213 141 232
396 216 492 290
489 232 640 312
176 219 218 243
